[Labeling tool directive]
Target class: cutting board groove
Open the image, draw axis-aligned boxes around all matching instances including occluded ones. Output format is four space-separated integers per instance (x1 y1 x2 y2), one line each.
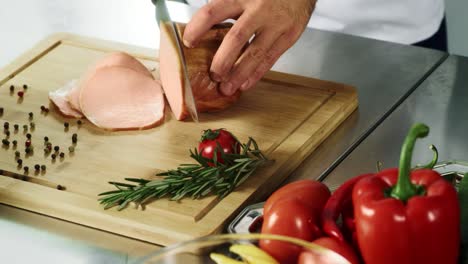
0 33 357 245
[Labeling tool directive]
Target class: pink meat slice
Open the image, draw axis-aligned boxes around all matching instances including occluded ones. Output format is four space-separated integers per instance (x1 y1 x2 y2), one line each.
79 66 165 131
159 23 185 120
49 80 84 118
67 52 154 113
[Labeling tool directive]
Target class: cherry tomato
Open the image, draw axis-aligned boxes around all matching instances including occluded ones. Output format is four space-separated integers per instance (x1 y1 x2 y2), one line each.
259 198 321 264
298 237 360 264
263 180 331 215
198 129 240 165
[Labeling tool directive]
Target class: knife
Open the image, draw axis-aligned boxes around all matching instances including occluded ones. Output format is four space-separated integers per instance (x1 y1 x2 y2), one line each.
152 0 199 122
0 168 66 190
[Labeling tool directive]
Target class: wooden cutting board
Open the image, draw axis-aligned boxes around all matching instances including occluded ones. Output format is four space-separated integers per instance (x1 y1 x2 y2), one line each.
0 33 357 246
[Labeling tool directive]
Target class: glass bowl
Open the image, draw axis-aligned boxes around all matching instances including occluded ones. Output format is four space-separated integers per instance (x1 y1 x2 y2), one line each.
133 233 350 264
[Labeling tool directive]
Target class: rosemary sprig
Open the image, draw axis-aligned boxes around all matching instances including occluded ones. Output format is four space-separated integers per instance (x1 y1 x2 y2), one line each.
98 137 271 210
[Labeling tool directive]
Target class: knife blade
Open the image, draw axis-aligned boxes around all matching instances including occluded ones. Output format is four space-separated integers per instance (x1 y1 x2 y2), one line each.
153 0 199 122
0 168 66 190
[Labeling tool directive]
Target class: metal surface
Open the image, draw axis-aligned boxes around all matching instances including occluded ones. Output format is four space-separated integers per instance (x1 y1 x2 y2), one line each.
271 28 447 187
324 55 468 190
0 1 450 263
154 0 199 122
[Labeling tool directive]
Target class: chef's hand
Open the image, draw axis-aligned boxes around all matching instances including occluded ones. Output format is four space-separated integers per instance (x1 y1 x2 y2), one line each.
183 0 316 96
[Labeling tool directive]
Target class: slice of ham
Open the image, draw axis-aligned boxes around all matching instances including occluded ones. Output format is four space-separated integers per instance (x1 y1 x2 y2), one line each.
159 22 241 121
79 66 165 131
67 52 153 113
48 80 84 118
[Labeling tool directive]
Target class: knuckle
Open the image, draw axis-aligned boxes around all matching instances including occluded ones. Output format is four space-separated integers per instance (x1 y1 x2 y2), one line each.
246 46 267 62
228 27 248 42
201 3 216 19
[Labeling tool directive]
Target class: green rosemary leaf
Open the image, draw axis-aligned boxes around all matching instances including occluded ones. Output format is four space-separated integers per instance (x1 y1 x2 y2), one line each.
98 190 124 196
109 182 137 188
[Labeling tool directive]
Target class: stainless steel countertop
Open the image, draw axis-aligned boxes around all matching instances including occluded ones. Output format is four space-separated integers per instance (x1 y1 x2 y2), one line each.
0 1 450 263
324 55 468 190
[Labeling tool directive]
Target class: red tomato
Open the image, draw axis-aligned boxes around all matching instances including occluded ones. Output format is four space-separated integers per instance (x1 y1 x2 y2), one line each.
298 237 360 264
264 180 331 216
198 129 240 165
260 198 321 264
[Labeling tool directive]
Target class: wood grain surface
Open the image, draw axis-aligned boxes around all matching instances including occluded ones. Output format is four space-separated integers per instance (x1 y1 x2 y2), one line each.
0 33 358 246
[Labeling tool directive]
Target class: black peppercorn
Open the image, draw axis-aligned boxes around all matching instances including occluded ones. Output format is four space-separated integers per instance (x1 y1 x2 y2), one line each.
0 107 3 115
12 140 17 146
77 120 83 125
28 112 33 119
2 139 9 146
15 151 20 157
26 133 31 139
23 124 28 131
24 166 29 173
72 133 78 143
30 122 35 129
44 108 49 113
57 185 64 190
34 164 40 171
9 85 14 91
17 159 22 165
59 152 65 158
41 165 46 171
68 146 75 152
23 84 28 89
54 146 59 152
64 122 69 128
40 105 46 111
5 130 10 137
25 146 32 154
51 153 57 160
14 124 19 131
3 122 9 129
44 136 49 142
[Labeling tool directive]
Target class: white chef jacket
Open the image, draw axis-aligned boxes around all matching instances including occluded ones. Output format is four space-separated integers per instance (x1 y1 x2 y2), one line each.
186 0 445 44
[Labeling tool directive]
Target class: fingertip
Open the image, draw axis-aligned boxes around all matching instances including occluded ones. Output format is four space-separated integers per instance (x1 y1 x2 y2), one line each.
220 82 235 96
183 38 194 48
210 71 222 82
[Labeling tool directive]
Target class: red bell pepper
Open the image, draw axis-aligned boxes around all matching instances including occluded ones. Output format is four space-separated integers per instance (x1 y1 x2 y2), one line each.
353 123 460 264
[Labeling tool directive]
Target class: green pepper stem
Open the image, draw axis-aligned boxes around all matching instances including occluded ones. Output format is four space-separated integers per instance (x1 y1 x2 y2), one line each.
414 144 438 169
391 123 429 202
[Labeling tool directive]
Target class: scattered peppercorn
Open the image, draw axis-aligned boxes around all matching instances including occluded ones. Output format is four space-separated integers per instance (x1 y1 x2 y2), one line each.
68 146 75 152
57 185 64 190
28 112 33 119
64 122 69 128
14 124 19 131
41 165 46 171
23 124 28 131
30 122 35 129
10 85 14 91
17 159 22 166
34 164 40 171
0 107 3 115
54 146 59 152
12 140 17 146
24 166 29 173
5 130 10 137
2 139 9 146
40 105 46 111
46 142 52 150
44 108 49 113
51 153 57 160
26 133 32 139
23 84 28 89
15 151 20 157
72 133 78 143
44 136 49 142
25 139 31 147
25 146 33 154
59 152 65 158
77 120 83 125
4 122 9 129
17 91 24 97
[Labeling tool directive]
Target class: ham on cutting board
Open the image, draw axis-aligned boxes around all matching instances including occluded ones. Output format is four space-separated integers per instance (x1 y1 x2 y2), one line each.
50 22 241 128
159 22 241 121
80 67 165 131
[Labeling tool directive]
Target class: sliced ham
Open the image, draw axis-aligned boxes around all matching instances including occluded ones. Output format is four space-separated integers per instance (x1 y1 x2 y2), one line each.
48 80 84 118
67 52 153 113
79 66 165 131
159 22 241 121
